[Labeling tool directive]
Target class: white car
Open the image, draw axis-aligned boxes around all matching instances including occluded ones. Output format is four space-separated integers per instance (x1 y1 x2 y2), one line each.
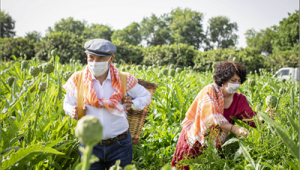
274 67 299 82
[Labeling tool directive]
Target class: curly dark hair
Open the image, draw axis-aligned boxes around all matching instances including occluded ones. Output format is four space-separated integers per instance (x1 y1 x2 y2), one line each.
213 61 247 86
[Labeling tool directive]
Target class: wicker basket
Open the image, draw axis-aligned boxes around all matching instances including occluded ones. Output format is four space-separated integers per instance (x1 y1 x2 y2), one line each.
127 79 158 144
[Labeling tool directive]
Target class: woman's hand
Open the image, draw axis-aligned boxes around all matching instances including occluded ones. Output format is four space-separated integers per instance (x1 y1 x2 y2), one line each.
232 125 249 137
72 105 87 119
124 96 133 111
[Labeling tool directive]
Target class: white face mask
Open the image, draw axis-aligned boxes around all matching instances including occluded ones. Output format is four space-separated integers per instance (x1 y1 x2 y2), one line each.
225 83 241 94
88 56 111 77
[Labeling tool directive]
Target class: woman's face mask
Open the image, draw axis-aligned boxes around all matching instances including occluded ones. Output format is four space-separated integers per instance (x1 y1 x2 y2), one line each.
88 56 111 77
225 83 241 94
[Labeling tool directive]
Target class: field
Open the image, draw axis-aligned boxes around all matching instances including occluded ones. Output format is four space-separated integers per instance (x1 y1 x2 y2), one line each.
0 56 299 170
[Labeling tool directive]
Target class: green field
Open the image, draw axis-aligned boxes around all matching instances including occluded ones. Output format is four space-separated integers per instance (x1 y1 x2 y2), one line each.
1 56 299 170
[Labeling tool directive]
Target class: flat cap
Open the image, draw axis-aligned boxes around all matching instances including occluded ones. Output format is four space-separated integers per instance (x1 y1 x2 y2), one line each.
84 39 117 57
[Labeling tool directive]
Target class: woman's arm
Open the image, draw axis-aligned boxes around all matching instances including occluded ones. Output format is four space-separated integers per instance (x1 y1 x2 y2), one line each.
220 123 249 137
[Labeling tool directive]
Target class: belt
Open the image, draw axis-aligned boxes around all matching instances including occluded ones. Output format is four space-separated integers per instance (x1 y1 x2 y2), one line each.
100 130 128 146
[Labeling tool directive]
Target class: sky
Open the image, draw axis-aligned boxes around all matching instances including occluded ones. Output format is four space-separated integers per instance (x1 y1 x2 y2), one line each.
2 0 299 48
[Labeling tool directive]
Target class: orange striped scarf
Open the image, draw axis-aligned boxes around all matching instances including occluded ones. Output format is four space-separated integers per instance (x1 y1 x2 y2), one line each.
181 84 229 148
62 64 138 117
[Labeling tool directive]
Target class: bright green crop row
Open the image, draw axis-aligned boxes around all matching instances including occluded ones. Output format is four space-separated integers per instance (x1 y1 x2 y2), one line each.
0 56 299 170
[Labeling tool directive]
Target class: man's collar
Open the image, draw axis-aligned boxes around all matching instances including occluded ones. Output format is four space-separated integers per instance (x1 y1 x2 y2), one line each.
91 68 111 80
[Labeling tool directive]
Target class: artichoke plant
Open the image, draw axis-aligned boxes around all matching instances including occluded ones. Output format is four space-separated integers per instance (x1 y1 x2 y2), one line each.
21 61 29 70
29 66 40 78
279 88 286 95
266 95 277 109
42 63 54 74
114 63 119 68
169 64 175 69
169 69 175 77
248 78 255 87
137 65 142 71
63 71 73 81
6 77 15 87
162 69 168 76
51 50 57 57
121 67 126 72
126 65 131 71
75 115 103 170
39 82 47 92
38 65 43 72
175 68 182 74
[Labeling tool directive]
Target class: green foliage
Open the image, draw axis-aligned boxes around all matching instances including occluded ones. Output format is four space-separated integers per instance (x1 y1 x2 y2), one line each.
35 31 85 63
111 22 141 46
47 17 86 36
207 16 238 49
140 14 171 46
25 31 42 43
63 71 73 81
83 24 113 40
1 37 36 60
266 95 277 109
0 11 16 38
143 43 196 67
113 40 144 64
168 7 205 49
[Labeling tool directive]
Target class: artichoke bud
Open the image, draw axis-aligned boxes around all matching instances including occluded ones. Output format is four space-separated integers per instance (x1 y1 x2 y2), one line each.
175 68 182 74
38 65 43 72
126 65 131 71
158 73 163 78
63 71 73 81
121 67 126 72
266 95 277 109
114 63 119 68
75 115 103 146
51 50 57 57
279 88 285 95
169 64 175 69
21 61 29 70
6 77 15 87
29 66 40 77
39 82 47 92
42 63 54 74
137 65 142 71
162 69 168 76
169 69 176 77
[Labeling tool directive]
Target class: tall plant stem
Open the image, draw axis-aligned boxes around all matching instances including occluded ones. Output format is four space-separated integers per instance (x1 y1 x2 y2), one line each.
82 145 93 170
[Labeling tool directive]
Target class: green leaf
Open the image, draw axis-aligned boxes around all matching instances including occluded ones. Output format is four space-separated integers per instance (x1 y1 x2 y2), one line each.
1 144 64 170
240 143 255 169
258 111 299 160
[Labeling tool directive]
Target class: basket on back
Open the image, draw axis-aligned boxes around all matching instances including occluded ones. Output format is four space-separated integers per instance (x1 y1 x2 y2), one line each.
127 79 157 144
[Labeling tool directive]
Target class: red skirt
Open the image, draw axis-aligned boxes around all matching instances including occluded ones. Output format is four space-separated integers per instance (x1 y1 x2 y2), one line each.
171 128 204 170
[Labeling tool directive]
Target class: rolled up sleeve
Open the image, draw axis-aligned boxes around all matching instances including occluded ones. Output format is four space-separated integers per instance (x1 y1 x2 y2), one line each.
63 92 77 118
127 83 151 110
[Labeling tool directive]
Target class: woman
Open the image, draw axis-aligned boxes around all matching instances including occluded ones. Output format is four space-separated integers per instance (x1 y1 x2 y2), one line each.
171 62 256 170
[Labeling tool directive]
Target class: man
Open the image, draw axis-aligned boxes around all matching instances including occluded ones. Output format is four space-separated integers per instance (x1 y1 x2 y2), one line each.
63 39 151 169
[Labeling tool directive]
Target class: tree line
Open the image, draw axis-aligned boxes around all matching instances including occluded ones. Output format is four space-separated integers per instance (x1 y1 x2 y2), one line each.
0 8 299 72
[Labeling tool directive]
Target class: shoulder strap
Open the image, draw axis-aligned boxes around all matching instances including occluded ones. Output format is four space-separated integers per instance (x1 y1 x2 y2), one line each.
119 72 128 103
211 84 219 100
77 71 85 120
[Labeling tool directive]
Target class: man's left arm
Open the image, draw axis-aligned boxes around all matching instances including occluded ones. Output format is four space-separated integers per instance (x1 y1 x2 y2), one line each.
126 83 151 110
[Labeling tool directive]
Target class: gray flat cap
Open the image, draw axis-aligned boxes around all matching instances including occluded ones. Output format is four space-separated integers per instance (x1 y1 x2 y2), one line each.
84 39 117 57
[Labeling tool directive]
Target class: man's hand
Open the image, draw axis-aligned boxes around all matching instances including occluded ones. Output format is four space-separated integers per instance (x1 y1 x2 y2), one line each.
124 96 133 111
72 105 87 119
232 126 249 138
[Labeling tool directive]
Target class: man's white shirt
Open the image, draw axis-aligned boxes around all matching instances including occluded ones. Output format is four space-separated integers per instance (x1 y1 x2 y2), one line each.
63 69 151 140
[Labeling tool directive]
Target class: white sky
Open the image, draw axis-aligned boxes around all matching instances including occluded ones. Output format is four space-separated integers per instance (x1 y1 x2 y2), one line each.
2 0 299 48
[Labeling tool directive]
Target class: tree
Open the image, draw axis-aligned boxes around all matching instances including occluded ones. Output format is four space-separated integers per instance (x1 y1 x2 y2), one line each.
207 16 238 49
25 31 42 43
271 10 299 52
111 22 141 46
1 37 35 60
83 24 113 40
35 31 85 63
245 27 277 55
140 14 171 46
168 8 206 50
1 11 16 38
47 17 86 36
